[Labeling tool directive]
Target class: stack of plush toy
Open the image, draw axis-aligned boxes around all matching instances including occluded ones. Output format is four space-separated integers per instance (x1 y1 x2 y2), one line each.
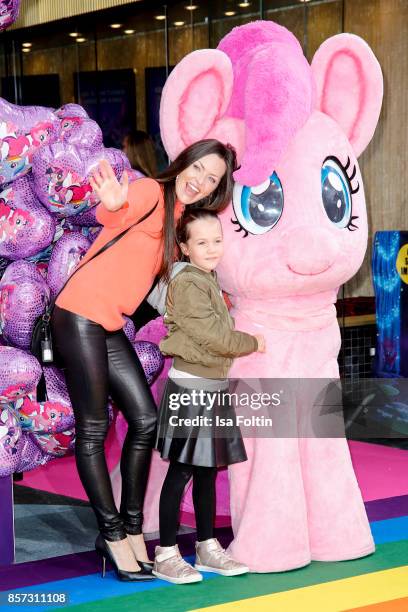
0 99 163 477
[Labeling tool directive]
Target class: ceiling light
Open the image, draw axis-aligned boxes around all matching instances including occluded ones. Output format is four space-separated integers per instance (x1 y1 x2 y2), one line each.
22 48 30 53
239 1 251 6
155 15 166 20
299 0 312 2
69 32 79 37
224 11 236 16
185 4 198 9
124 29 135 34
174 21 185 26
110 23 122 29
22 42 32 47
76 37 87 43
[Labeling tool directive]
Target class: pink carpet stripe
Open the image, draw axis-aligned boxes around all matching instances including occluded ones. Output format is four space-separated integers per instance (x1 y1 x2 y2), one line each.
16 425 121 501
17 440 408 506
349 442 408 501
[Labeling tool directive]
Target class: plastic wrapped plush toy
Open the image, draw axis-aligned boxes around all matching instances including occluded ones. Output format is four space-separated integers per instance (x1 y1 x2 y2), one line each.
0 0 20 31
0 99 58 185
0 175 56 260
150 20 383 572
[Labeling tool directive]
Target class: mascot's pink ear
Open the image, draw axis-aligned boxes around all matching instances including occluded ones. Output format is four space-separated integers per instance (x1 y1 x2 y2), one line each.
159 49 244 161
311 33 383 158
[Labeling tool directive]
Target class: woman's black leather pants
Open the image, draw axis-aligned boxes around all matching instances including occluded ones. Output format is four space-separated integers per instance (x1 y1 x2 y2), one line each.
51 305 157 541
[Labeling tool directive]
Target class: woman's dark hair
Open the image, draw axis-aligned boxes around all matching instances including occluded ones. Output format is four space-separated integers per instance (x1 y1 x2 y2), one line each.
156 139 237 282
123 130 158 177
177 208 220 247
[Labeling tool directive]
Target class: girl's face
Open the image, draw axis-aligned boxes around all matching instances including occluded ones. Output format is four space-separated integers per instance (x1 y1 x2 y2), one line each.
175 154 227 205
180 217 224 273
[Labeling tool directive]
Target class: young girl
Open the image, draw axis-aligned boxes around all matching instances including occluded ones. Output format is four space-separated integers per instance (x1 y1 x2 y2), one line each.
153 209 266 584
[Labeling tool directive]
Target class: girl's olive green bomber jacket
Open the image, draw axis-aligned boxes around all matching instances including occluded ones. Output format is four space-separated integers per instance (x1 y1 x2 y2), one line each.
159 264 258 379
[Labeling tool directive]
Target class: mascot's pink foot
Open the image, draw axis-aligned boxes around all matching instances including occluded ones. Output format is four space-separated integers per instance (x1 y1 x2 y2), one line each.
302 438 374 563
227 438 374 572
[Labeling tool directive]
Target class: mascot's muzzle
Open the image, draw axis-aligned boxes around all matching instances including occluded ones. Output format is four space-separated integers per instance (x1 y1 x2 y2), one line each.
284 226 340 275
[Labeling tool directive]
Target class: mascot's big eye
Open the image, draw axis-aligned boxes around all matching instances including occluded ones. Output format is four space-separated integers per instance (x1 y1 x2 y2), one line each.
321 157 358 229
232 172 284 236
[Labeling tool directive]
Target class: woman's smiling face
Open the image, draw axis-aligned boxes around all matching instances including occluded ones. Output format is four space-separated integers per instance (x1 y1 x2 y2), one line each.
175 153 227 205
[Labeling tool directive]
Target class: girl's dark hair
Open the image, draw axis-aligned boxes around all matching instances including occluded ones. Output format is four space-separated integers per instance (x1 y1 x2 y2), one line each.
156 138 237 281
177 208 220 246
123 130 158 177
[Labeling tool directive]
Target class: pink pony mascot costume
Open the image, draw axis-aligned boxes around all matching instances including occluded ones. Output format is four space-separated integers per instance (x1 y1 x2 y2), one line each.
158 20 383 572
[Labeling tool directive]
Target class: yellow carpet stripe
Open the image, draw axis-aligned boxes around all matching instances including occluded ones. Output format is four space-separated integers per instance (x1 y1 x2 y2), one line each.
191 566 408 612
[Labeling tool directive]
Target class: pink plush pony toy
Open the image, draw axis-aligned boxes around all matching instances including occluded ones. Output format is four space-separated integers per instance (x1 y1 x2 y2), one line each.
159 20 383 572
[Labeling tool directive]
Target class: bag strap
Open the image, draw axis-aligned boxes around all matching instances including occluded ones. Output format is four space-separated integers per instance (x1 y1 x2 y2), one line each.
45 199 159 317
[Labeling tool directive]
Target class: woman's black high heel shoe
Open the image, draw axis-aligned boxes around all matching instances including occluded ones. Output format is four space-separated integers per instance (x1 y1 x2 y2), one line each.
95 534 154 582
136 560 154 574
125 533 154 574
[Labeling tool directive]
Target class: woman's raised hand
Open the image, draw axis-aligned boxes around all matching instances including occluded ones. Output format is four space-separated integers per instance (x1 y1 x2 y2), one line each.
90 159 129 212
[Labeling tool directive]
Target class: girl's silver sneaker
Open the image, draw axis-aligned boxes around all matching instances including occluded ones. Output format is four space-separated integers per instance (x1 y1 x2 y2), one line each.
153 544 202 584
194 538 249 576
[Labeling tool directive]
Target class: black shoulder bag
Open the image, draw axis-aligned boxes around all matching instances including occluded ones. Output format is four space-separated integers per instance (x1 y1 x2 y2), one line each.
31 200 159 366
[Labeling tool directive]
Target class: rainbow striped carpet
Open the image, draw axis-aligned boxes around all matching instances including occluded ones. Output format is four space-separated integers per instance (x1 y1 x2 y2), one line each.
1 492 408 612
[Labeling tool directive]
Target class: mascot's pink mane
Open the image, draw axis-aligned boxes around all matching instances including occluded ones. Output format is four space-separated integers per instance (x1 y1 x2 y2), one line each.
218 21 314 185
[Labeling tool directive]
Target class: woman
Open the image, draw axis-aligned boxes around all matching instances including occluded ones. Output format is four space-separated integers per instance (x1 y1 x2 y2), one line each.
50 139 237 581
122 130 158 178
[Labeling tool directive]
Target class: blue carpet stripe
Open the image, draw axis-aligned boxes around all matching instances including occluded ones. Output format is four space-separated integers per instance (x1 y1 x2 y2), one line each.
370 515 408 545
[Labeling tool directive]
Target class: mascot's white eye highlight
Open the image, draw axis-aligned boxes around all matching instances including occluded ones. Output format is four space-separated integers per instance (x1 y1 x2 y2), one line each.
321 157 359 230
232 172 284 236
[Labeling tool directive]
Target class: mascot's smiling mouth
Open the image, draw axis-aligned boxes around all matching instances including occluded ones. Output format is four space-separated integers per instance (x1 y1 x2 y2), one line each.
287 263 333 276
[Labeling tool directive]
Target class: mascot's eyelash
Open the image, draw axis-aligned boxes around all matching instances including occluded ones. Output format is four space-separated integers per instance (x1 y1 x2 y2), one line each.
343 157 360 194
231 217 249 238
346 215 359 232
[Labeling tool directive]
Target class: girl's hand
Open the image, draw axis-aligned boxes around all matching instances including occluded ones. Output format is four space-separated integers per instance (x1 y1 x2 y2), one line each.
254 334 266 353
90 159 129 211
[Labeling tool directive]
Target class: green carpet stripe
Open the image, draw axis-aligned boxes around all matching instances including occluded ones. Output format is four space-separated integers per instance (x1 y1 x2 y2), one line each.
63 540 408 612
